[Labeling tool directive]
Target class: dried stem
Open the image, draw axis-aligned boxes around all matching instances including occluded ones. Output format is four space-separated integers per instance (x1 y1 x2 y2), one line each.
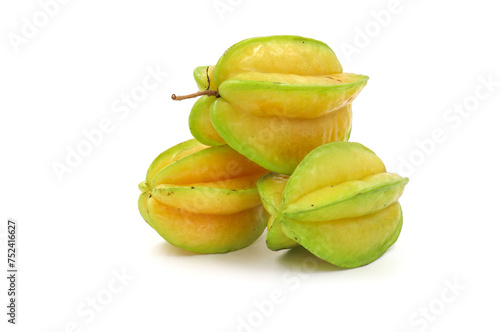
171 89 219 101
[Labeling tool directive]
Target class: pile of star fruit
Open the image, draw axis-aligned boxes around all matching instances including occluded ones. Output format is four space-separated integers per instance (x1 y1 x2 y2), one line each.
138 35 408 268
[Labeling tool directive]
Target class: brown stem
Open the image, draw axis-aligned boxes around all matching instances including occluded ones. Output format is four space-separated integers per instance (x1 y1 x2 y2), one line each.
171 89 219 101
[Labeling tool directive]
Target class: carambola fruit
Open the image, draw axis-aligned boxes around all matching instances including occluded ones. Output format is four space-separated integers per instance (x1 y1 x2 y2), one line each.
138 139 269 254
257 142 408 268
189 66 225 146
174 35 369 174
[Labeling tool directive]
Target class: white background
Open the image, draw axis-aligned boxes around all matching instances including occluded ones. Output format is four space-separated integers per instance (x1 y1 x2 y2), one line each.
1 0 500 331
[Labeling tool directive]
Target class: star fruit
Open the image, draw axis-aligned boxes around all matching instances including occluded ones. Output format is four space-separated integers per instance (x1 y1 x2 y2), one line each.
188 65 225 146
173 35 369 174
138 139 269 254
257 141 409 268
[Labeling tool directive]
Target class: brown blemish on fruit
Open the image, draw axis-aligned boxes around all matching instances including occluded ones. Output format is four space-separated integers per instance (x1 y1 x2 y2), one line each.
327 76 342 82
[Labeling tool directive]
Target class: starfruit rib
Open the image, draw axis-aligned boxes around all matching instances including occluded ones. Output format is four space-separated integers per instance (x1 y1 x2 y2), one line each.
257 173 289 214
152 185 262 215
210 100 352 175
146 139 209 184
281 202 403 268
282 142 386 206
189 96 225 146
213 35 343 85
193 65 217 91
284 173 409 222
150 144 267 187
257 173 299 251
147 199 268 254
266 216 300 251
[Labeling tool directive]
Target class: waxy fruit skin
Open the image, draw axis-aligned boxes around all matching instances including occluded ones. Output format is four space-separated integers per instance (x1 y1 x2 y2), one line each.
186 35 368 174
258 142 408 268
137 35 409 268
139 139 269 254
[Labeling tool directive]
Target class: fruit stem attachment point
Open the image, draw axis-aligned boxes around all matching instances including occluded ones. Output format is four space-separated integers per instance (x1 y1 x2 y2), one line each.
171 89 219 101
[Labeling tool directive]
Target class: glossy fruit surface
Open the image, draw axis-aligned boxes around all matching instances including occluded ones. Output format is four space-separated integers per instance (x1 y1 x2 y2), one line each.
257 173 299 251
257 142 408 267
211 101 352 174
179 35 368 174
139 139 269 254
189 66 225 146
